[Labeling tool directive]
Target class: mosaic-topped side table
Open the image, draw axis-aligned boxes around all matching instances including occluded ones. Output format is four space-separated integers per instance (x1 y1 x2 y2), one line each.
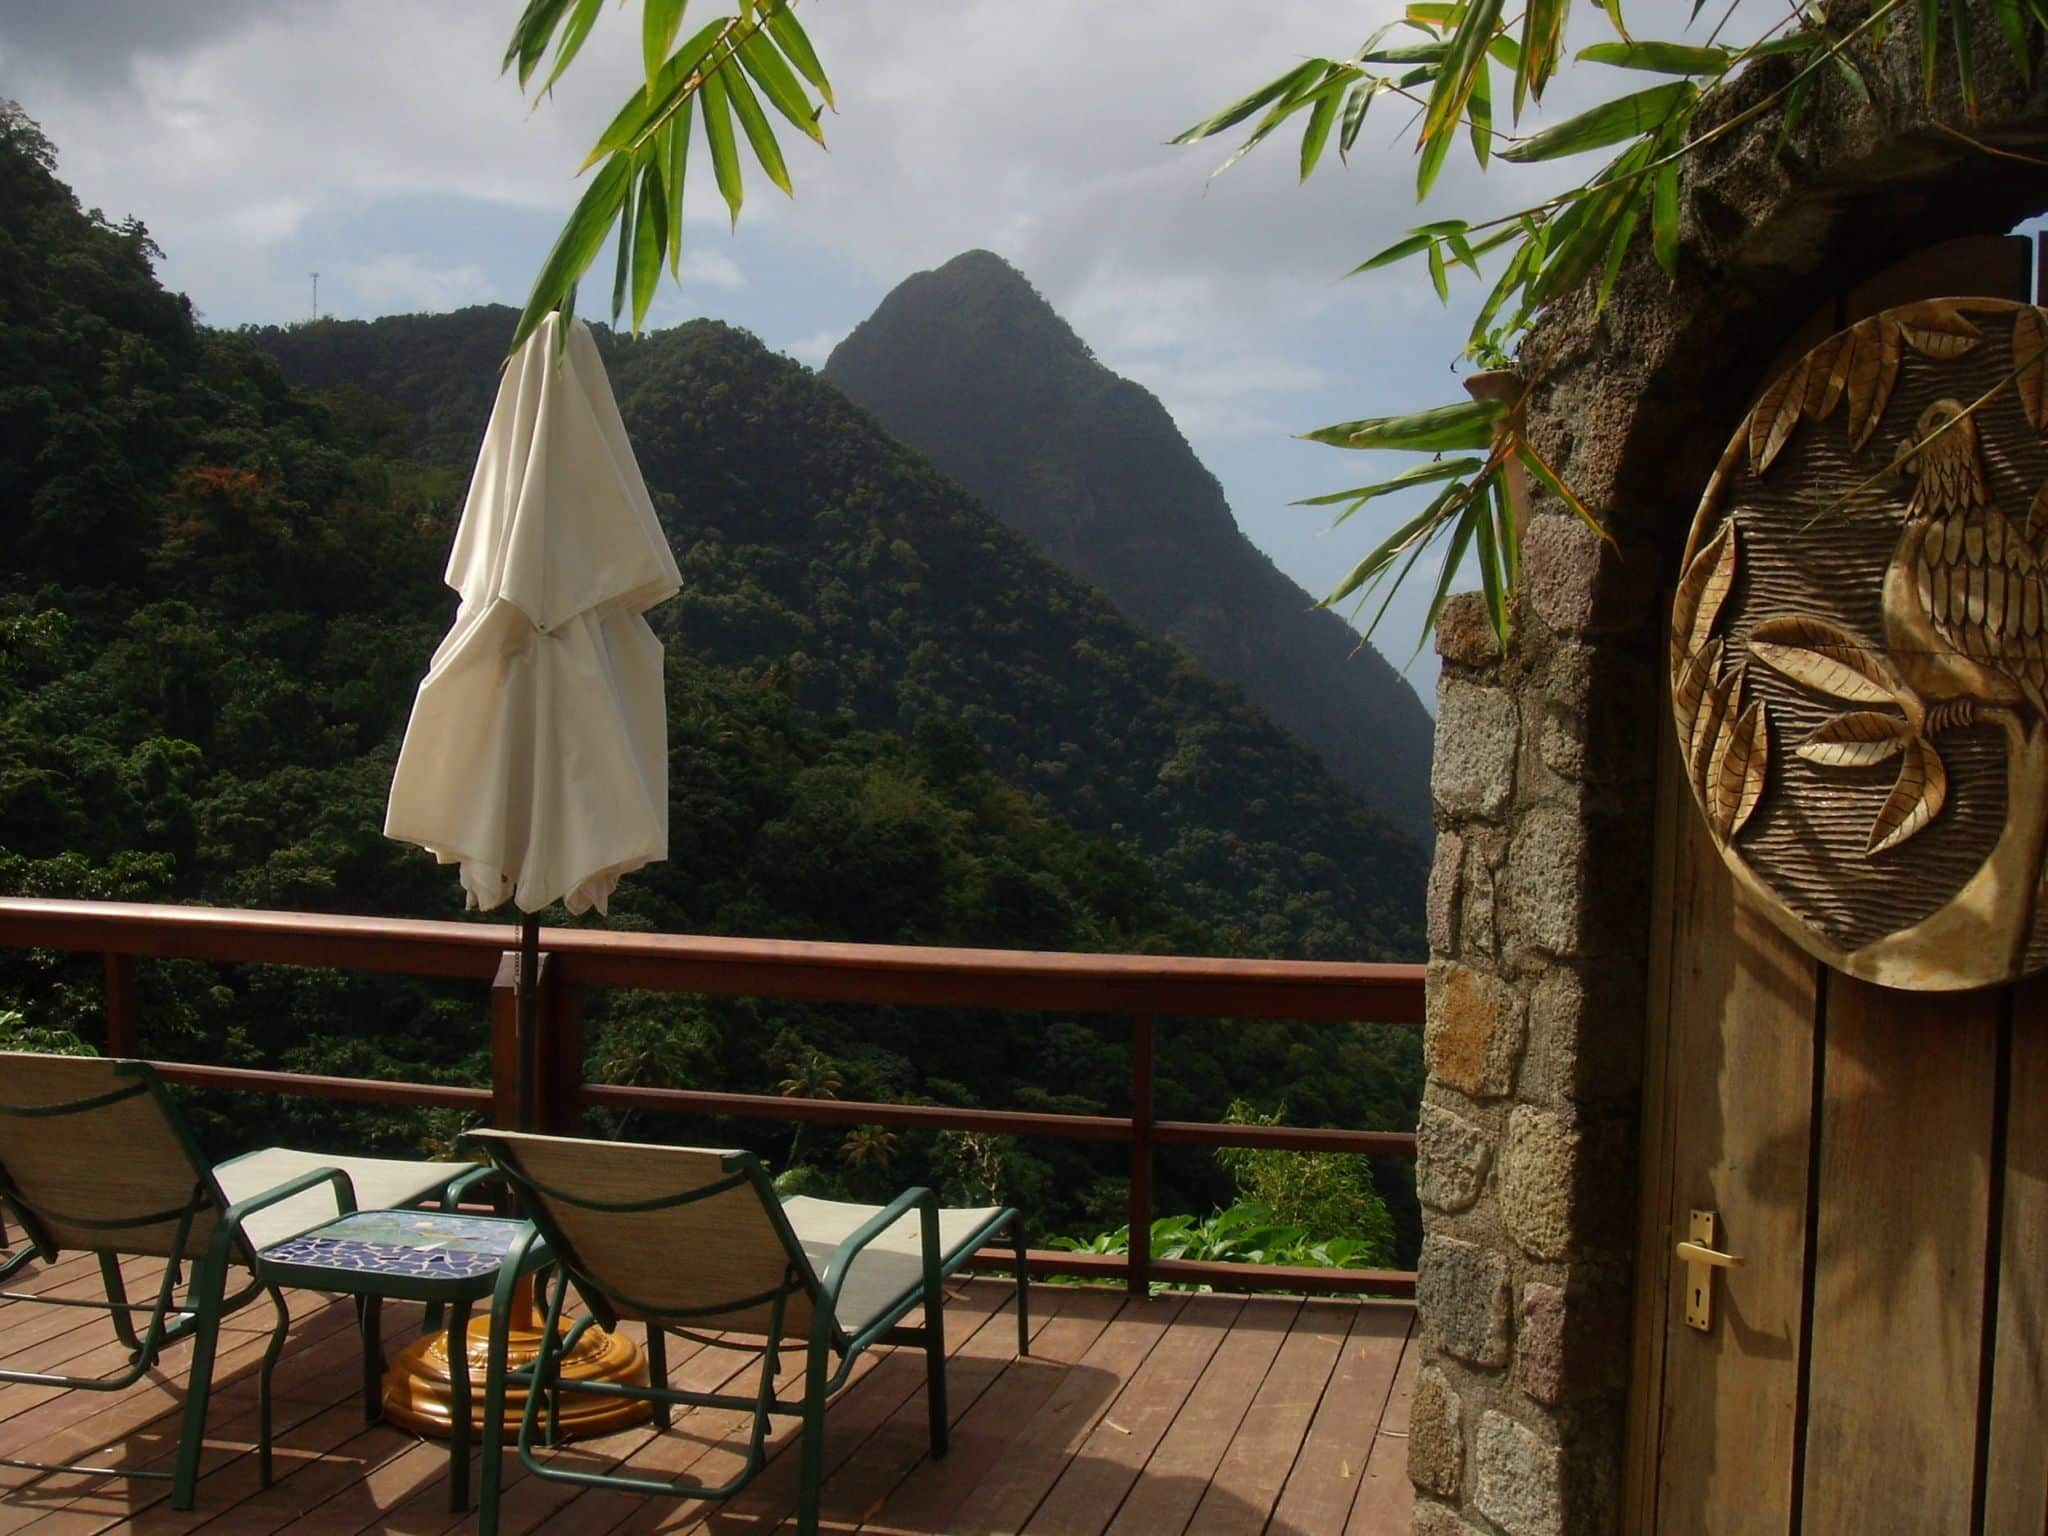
257 1209 551 1511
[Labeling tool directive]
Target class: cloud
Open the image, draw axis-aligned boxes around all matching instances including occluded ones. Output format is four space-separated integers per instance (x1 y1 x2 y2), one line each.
785 329 842 366
337 254 494 314
680 248 745 289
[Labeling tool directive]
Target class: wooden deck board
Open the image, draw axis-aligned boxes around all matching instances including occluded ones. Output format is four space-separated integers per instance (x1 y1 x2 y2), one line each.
0 1262 1415 1536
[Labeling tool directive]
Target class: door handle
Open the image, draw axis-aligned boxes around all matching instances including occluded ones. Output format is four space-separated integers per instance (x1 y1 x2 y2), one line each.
1678 1210 1740 1332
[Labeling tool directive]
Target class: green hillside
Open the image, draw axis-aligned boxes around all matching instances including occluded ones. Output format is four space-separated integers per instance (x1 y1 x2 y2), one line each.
0 106 1425 1259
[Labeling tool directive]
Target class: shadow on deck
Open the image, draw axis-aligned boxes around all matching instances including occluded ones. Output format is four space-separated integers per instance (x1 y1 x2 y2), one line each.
0 1255 1416 1535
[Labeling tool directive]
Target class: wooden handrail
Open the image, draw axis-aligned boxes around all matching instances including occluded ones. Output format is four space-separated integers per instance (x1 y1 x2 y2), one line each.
0 898 1424 1020
0 896 1427 1298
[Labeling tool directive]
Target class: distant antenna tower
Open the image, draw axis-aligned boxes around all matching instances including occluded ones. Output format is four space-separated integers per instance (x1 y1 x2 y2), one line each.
310 272 319 321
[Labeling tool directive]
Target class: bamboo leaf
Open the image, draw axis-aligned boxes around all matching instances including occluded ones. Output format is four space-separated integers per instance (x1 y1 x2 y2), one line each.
1291 456 1485 511
1418 0 1505 198
739 30 824 142
1987 0 2032 82
1474 474 1510 640
1418 478 1486 648
1516 0 1569 117
1339 80 1377 158
723 55 791 197
644 0 688 94
1515 434 1610 542
584 17 727 168
542 0 604 96
1951 0 1979 120
611 166 636 323
1576 40 1733 74
1468 50 1494 168
505 0 574 85
1500 80 1694 162
631 161 665 331
510 150 633 353
1798 711 1913 768
1321 481 1463 609
1305 398 1504 451
1921 0 1942 102
1300 82 1342 180
764 5 833 111
1428 240 1451 303
1595 197 1640 310
700 66 744 223
663 98 692 277
1171 59 1326 145
1651 160 1679 275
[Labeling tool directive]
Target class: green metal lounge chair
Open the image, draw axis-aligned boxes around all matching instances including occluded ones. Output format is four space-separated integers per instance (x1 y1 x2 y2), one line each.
463 1129 1027 1536
0 1051 475 1508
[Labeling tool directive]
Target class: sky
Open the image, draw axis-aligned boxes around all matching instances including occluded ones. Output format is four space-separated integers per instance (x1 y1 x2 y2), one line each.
0 1 1772 711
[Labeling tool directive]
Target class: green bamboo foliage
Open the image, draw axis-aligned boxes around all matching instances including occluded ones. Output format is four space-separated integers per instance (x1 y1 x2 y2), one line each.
1174 0 2048 648
503 0 832 352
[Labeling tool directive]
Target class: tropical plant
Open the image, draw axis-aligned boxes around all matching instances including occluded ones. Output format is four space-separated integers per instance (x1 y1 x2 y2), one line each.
1214 1099 1397 1266
1173 0 2048 649
838 1124 898 1168
500 0 833 348
1050 1202 1393 1293
0 1009 96 1057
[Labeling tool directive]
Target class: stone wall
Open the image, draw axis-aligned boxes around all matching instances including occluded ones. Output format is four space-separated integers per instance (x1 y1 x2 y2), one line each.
1406 9 2048 1532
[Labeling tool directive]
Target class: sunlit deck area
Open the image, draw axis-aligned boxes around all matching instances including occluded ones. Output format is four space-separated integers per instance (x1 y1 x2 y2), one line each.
0 1257 1416 1536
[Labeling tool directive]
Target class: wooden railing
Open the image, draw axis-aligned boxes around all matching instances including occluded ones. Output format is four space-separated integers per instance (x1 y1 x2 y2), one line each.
0 898 1427 1298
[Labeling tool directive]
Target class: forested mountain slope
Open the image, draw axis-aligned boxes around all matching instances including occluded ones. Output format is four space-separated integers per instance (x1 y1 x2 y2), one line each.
825 250 1437 838
0 106 1424 1257
257 307 1428 962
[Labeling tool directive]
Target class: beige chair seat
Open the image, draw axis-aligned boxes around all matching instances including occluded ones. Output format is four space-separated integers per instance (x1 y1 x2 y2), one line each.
214 1148 475 1253
780 1194 1003 1336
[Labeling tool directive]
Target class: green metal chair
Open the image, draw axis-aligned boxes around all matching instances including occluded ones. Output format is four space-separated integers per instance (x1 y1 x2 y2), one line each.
0 1052 474 1508
464 1129 1027 1536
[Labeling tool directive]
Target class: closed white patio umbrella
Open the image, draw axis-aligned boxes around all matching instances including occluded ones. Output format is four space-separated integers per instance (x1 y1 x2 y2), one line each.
387 310 681 1121
382 310 678 1439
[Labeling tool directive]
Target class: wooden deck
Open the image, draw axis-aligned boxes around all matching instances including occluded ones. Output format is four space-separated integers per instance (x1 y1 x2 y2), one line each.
0 1255 1417 1535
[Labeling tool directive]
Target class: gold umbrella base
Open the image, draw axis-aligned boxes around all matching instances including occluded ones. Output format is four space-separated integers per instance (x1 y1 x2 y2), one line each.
383 1310 652 1441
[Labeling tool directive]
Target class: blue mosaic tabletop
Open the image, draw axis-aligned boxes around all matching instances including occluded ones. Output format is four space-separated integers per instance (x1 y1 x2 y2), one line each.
260 1210 532 1282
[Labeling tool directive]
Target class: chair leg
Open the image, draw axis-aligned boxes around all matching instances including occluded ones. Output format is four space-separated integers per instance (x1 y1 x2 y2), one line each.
923 1280 949 1459
98 1252 144 1358
795 1331 833 1536
257 1285 290 1488
1011 1216 1030 1357
359 1295 384 1427
168 1253 230 1511
647 1324 671 1430
445 1300 474 1513
477 1283 517 1536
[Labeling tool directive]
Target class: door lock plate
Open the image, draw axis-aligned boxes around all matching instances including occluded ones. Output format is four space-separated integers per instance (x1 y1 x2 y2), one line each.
1677 1209 1742 1333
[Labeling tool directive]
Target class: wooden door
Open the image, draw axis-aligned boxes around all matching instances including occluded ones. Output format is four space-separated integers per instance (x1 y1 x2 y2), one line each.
1625 235 2048 1536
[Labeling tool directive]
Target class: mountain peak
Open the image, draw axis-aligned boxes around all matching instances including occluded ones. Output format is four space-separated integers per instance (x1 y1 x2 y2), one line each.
825 252 1436 837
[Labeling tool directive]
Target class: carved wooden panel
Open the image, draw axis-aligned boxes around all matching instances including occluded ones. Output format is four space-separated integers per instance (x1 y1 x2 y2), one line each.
1672 297 2048 990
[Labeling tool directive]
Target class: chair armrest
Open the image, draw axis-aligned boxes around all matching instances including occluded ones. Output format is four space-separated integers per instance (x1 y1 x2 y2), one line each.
815 1186 939 1309
443 1164 510 1212
226 1165 359 1234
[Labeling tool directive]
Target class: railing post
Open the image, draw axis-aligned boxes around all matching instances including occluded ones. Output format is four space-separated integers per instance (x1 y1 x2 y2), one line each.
104 952 138 1057
1128 1015 1154 1298
489 953 522 1129
536 977 584 1137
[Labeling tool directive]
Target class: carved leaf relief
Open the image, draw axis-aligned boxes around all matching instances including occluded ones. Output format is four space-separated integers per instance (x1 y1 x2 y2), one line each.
1672 635 1722 761
1713 699 1770 843
1892 299 1983 360
2015 305 2048 430
1748 356 1811 475
1796 710 1912 769
1748 615 1904 705
1816 314 1901 451
1867 738 1947 856
1671 521 1736 675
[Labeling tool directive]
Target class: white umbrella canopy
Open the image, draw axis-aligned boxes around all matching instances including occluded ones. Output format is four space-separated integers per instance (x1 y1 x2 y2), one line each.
386 313 682 920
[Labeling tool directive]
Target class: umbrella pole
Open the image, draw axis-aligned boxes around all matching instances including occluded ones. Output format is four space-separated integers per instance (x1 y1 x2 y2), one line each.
516 914 539 1133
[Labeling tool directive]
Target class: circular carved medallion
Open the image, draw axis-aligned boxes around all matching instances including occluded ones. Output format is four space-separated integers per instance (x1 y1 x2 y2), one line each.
1673 297 2048 991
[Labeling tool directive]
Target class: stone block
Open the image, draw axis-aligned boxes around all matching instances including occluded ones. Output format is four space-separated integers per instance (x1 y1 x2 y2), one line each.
1460 853 1500 958
1436 590 1502 668
1474 1411 1565 1536
1417 1103 1494 1213
1517 1279 1630 1406
1503 1106 1581 1262
1408 1366 1464 1497
1417 1234 1512 1367
1517 1283 1569 1405
1433 682 1517 820
1427 829 1464 957
1503 806 1588 957
1412 1499 1486 1536
1426 961 1526 1100
1522 508 1654 637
